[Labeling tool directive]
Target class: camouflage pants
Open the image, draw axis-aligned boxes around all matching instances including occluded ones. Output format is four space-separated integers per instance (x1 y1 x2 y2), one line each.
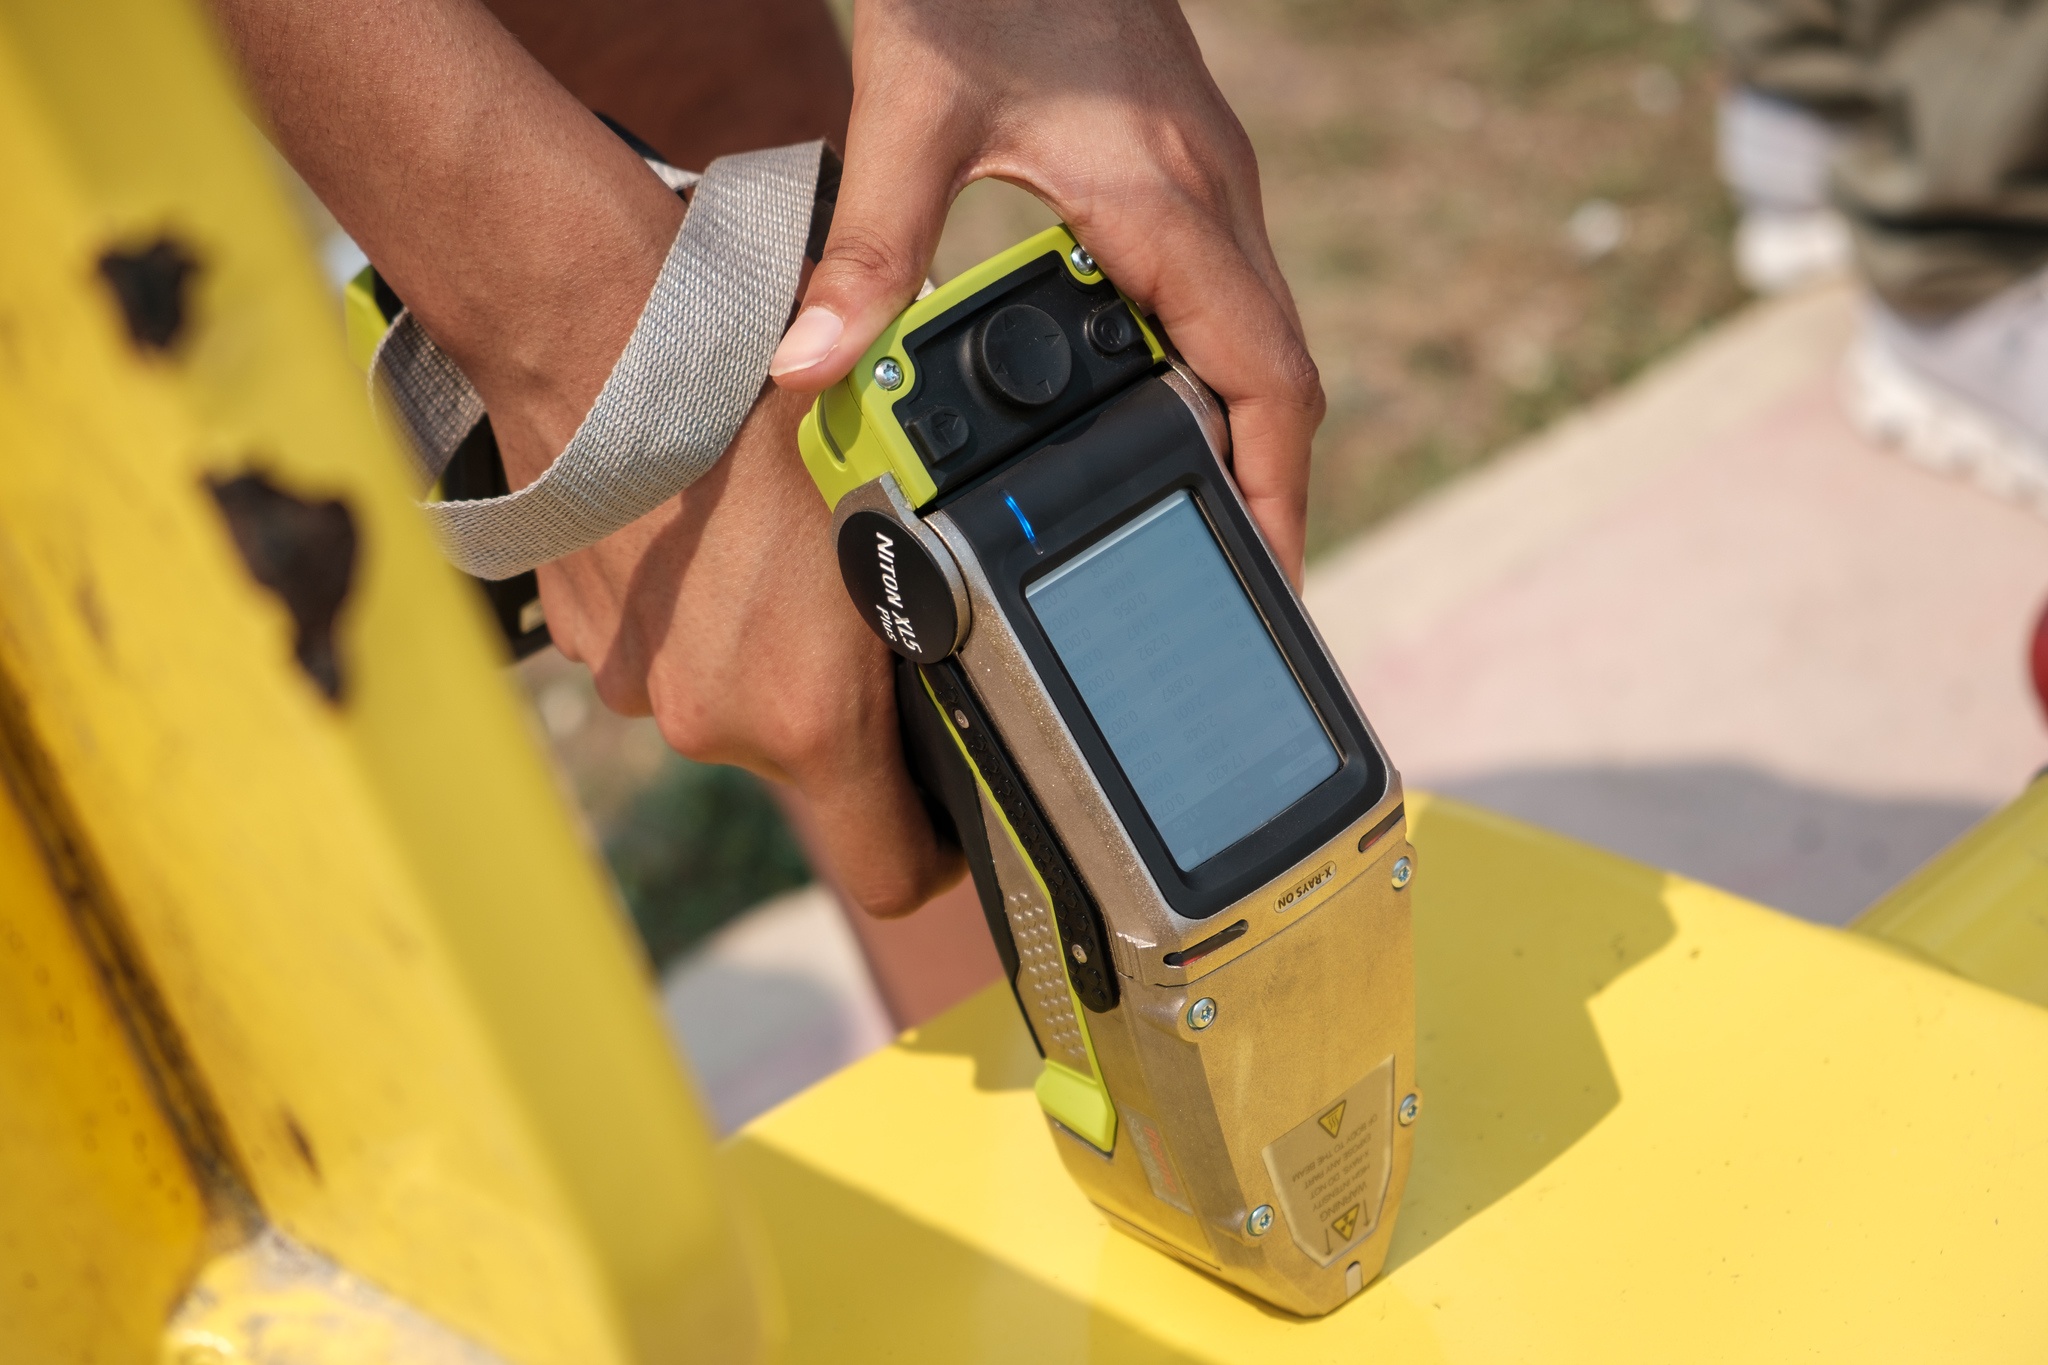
1711 0 2048 316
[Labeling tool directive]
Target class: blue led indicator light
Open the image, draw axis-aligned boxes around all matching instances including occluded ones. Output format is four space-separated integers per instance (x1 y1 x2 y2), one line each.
1005 492 1041 553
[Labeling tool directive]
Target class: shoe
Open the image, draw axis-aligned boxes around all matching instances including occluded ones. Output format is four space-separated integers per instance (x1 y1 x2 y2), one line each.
1718 87 1854 295
1843 273 2048 517
1734 208 1855 297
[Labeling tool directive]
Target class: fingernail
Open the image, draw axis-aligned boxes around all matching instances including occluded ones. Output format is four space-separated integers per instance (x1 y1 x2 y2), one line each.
770 307 844 376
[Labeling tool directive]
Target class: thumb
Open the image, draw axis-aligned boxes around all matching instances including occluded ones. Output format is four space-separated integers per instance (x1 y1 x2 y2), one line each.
769 137 957 393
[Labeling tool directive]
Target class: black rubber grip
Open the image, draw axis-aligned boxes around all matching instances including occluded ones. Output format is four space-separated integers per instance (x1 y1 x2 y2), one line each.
891 656 1041 1054
916 660 1119 1013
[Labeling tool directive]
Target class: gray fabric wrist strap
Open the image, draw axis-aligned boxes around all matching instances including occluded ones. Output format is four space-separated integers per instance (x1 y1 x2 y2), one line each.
369 140 824 581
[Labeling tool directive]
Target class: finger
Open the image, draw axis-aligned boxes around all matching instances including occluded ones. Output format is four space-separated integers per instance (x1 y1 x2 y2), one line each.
1075 198 1323 584
768 80 968 392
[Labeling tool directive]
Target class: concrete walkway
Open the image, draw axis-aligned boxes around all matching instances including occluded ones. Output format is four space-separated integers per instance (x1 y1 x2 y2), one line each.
658 885 893 1133
1308 282 2048 923
664 282 2048 1127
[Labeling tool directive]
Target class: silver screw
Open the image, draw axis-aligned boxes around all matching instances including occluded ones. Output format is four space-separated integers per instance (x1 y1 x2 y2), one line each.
873 356 904 390
1186 997 1217 1030
1071 942 1088 964
952 708 970 729
1245 1204 1274 1237
1391 855 1413 890
1069 243 1097 275
1399 1093 1420 1126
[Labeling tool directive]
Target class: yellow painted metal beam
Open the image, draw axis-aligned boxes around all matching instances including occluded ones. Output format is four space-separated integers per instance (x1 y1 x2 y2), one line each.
0 1 766 1360
733 793 2048 1361
0 770 212 1364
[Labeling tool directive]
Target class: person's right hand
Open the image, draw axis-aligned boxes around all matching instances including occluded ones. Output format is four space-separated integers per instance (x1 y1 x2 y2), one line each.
768 0 1325 585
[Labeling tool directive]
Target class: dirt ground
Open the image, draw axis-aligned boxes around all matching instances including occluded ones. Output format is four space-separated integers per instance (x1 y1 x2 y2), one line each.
929 0 1743 557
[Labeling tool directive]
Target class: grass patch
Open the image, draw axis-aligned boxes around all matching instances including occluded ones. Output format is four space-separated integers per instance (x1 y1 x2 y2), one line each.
603 757 810 972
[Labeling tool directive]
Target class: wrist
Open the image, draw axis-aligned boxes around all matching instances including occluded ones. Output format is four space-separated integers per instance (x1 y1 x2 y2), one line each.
449 183 685 490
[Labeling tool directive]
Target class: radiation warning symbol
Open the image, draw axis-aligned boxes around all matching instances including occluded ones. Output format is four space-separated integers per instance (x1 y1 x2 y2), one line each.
1260 1055 1396 1268
1318 1101 1347 1140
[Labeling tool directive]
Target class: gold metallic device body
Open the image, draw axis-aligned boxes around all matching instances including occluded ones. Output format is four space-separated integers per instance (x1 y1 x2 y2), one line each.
922 462 1416 1317
812 265 1420 1309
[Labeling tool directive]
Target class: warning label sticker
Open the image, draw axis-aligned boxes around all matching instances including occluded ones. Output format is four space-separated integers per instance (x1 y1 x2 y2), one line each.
1260 1056 1395 1267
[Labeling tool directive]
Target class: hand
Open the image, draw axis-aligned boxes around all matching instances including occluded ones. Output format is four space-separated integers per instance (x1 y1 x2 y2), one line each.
768 0 1324 584
537 382 966 917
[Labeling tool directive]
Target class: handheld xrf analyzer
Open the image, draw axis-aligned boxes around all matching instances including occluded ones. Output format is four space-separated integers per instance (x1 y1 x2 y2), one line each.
797 226 1416 1316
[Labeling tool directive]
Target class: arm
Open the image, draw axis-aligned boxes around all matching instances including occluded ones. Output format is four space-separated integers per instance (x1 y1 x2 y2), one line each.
211 0 680 482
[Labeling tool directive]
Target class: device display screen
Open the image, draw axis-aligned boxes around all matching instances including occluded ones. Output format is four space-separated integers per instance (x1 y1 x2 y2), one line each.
1025 491 1340 870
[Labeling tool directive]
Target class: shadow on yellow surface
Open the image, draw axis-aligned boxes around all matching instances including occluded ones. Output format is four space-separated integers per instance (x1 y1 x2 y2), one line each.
897 997 1045 1094
1386 800 1673 1274
727 1139 1206 1362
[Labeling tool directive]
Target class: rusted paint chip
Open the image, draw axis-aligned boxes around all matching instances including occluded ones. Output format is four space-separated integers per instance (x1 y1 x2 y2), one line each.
207 473 357 702
283 1111 321 1181
97 238 200 352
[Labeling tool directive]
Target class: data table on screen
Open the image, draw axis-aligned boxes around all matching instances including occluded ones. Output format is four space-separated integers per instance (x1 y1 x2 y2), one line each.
1026 491 1339 870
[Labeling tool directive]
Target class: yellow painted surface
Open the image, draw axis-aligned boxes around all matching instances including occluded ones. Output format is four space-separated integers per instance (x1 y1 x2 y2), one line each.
0 778 211 1364
736 793 2048 1361
1855 776 2048 1008
0 2 764 1361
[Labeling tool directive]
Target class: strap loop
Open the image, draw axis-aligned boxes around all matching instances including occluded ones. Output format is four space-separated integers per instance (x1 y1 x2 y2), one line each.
370 140 824 580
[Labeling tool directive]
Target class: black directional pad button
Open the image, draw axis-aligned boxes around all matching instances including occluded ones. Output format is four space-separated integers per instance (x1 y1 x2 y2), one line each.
975 304 1073 407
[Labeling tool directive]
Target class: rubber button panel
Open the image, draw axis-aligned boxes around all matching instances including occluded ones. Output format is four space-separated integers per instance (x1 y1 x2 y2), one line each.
891 252 1155 501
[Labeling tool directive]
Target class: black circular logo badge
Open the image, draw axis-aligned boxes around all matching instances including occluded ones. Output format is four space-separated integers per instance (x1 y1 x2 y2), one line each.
836 510 960 663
